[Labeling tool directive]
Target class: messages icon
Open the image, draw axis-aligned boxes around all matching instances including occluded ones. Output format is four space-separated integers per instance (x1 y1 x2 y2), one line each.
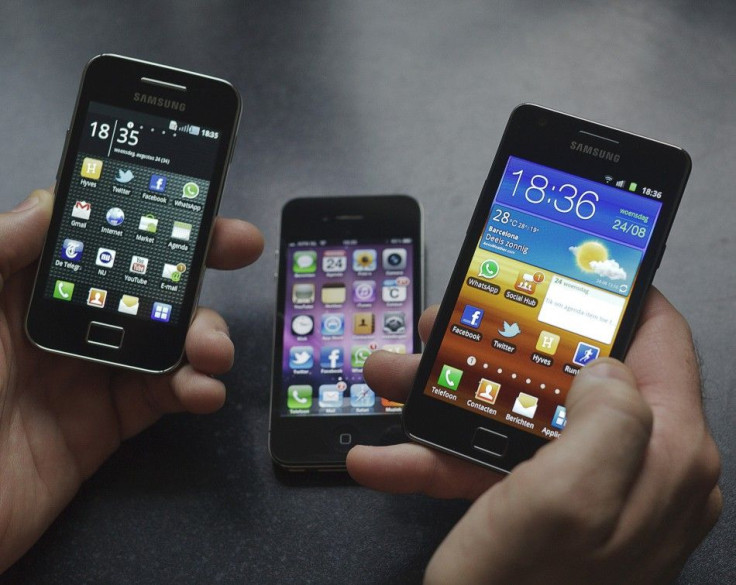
512 392 539 418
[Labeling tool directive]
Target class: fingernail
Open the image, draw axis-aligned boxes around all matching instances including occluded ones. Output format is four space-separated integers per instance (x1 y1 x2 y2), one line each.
11 193 40 213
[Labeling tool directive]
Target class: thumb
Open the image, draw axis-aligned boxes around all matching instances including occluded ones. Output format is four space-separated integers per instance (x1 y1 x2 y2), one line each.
425 359 653 585
0 189 54 288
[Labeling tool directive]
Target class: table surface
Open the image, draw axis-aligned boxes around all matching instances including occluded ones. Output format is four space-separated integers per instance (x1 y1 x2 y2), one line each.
0 2 733 583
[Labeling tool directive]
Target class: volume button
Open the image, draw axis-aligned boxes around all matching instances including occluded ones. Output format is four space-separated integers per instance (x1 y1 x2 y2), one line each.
55 129 70 183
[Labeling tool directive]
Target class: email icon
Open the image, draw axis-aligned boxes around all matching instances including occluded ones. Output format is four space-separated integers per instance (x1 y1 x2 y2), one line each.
72 200 91 220
118 294 140 315
512 392 539 418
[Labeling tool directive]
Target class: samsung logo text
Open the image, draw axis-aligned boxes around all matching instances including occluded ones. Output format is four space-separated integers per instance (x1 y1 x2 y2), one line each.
133 93 186 112
570 141 620 162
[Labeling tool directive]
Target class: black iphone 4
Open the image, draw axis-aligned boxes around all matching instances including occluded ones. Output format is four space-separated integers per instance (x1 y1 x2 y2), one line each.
26 54 241 373
403 104 690 473
270 195 423 470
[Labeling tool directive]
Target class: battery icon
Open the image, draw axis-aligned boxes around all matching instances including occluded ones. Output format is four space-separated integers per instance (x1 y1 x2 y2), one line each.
628 182 638 192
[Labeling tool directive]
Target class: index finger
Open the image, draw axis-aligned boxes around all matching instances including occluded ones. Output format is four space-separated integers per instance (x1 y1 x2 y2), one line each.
206 217 264 270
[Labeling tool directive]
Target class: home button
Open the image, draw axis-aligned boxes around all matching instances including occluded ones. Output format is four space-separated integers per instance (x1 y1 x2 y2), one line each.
86 321 125 349
472 427 508 458
332 426 359 452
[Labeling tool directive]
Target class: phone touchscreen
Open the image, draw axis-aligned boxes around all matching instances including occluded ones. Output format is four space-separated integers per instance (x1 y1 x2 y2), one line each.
42 102 223 326
279 239 416 416
422 155 663 440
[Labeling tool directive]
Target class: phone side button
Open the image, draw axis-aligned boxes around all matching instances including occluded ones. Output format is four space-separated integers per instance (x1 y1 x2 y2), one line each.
86 321 125 349
472 427 508 458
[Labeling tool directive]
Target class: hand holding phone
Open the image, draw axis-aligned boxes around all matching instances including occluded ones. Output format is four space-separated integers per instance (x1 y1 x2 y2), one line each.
26 55 241 372
347 288 722 584
402 104 691 472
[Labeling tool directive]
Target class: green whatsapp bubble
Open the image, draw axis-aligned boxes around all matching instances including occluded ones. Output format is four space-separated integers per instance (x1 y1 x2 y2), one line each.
479 259 500 279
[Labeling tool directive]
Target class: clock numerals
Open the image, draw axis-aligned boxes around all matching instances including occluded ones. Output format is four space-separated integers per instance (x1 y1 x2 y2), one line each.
509 170 598 220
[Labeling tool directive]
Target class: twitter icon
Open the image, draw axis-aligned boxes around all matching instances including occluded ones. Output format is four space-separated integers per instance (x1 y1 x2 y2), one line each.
116 169 134 183
498 321 521 338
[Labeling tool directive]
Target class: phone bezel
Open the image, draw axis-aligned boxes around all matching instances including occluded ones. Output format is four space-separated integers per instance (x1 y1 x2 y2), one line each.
403 104 690 473
25 54 241 373
269 195 424 470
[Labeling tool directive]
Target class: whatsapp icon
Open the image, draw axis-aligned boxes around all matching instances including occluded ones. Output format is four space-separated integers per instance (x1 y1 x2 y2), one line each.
478 259 500 280
182 182 200 199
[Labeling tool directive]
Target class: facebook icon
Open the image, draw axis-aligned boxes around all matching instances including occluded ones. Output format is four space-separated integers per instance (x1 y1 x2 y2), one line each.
320 346 344 369
148 174 167 192
460 304 485 329
573 342 600 366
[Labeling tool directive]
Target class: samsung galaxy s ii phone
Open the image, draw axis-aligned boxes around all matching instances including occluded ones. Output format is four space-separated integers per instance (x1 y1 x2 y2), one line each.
403 104 690 474
26 54 241 373
270 195 423 470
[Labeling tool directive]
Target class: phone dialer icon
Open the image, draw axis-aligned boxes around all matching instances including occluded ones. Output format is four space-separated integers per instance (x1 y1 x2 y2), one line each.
287 385 313 409
438 364 463 391
53 280 75 301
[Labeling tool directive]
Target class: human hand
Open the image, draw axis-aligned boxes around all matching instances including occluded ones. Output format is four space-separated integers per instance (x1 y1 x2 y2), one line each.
347 289 722 584
0 189 263 572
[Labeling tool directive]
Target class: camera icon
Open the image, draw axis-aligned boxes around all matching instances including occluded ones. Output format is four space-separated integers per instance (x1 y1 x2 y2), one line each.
382 248 407 270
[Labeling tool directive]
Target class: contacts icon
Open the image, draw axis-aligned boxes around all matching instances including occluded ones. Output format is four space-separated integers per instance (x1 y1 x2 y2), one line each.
475 379 500 405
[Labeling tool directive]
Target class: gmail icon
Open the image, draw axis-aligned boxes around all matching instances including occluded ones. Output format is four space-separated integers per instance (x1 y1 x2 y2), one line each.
72 200 91 220
512 392 539 418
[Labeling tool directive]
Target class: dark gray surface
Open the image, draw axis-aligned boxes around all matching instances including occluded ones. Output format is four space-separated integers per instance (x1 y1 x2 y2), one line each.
0 1 733 583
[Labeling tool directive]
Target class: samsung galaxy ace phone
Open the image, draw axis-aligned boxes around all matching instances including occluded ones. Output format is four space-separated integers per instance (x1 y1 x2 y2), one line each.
270 195 423 470
26 54 241 373
403 104 690 473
